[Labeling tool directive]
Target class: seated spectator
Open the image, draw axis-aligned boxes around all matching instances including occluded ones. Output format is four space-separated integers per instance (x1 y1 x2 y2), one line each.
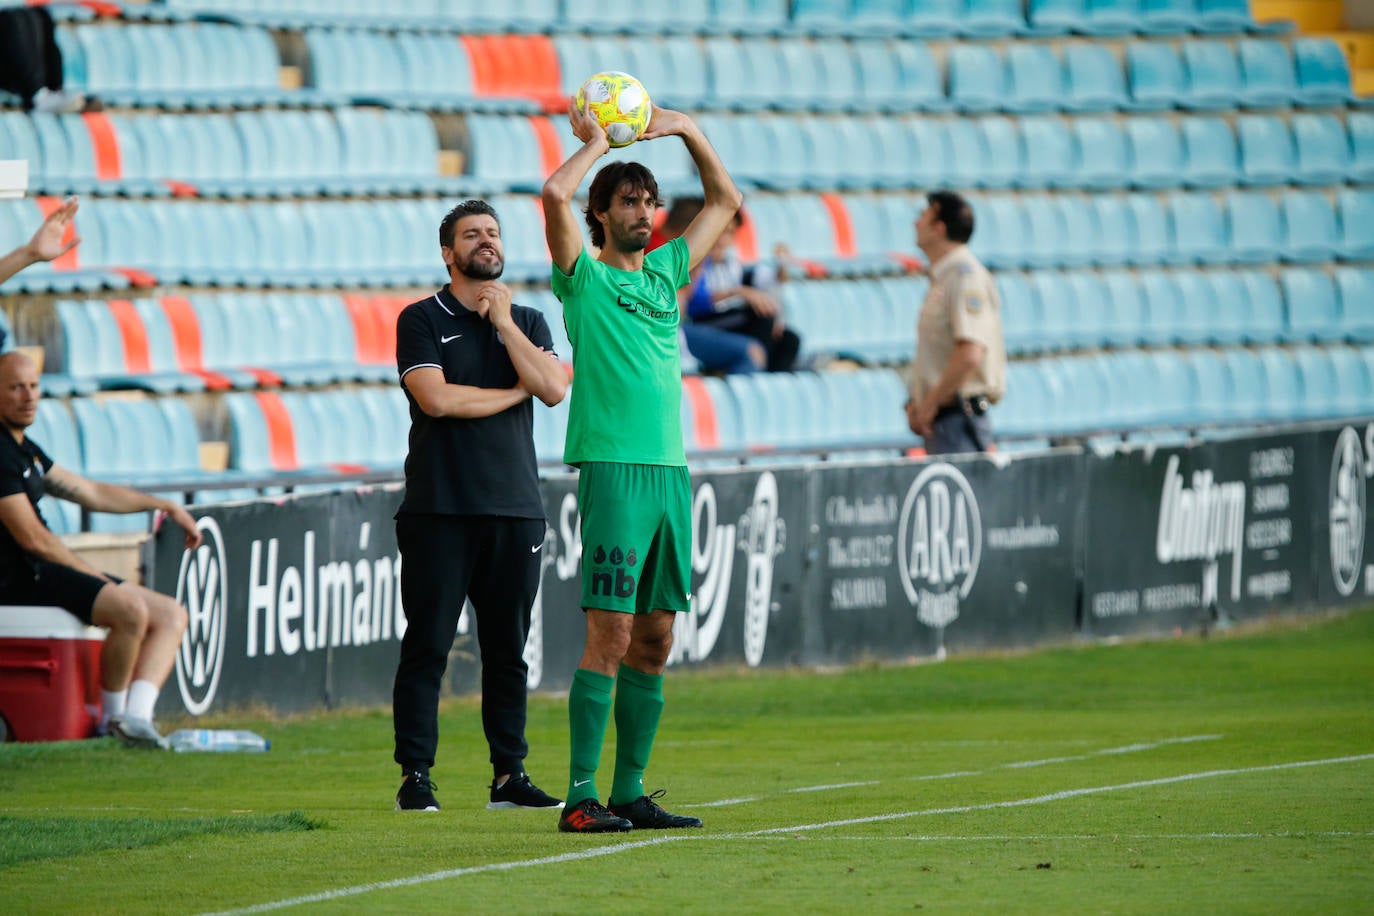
687 213 802 373
652 196 764 376
0 350 202 748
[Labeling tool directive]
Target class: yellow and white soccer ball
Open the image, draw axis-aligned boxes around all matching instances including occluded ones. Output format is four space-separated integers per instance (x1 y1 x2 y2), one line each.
575 71 652 148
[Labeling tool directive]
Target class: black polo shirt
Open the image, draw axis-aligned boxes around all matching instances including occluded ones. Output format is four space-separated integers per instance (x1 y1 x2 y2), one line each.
0 432 52 584
395 287 555 519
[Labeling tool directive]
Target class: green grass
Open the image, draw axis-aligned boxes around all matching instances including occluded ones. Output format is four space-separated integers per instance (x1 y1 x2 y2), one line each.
3 611 1372 914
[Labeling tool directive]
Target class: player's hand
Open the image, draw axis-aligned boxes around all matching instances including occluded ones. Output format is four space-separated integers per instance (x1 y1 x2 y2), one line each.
476 281 514 330
26 197 80 264
164 504 204 550
568 98 609 147
639 106 690 142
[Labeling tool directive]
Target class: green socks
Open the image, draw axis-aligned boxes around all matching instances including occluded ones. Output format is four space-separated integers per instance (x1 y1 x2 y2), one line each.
609 663 665 808
566 668 614 807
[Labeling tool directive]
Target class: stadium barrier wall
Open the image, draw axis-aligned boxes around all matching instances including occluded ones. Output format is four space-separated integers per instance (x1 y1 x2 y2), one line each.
150 420 1374 718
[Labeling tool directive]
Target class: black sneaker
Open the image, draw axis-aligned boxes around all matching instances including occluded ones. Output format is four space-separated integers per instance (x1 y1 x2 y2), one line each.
395 771 439 811
488 773 564 810
608 789 703 829
557 798 633 833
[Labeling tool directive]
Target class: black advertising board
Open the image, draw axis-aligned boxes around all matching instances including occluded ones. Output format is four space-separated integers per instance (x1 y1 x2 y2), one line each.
1311 422 1374 609
811 451 1083 662
1081 431 1321 638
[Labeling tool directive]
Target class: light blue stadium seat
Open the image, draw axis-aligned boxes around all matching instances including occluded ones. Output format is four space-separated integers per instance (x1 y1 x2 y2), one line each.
1138 272 1184 346
708 0 789 36
1349 113 1374 183
943 118 989 190
961 0 1027 37
1196 0 1258 33
1337 189 1374 261
1169 192 1232 265
1204 270 1248 345
1292 346 1341 419
1281 191 1340 263
1058 198 1099 270
1031 273 1078 350
28 400 83 533
1336 268 1374 343
1219 348 1268 423
1006 44 1064 113
1138 0 1198 34
1063 44 1130 111
1171 269 1218 343
852 39 913 113
1068 271 1112 348
1281 268 1343 342
845 0 907 38
1022 195 1063 269
791 0 848 34
1180 116 1238 187
1224 191 1284 265
948 45 1006 113
1258 347 1303 421
892 42 950 111
1126 117 1185 188
1236 114 1296 185
1090 197 1135 266
903 0 963 37
1026 0 1082 35
1125 194 1170 266
1182 41 1243 110
1018 117 1075 188
1100 270 1148 346
1144 350 1197 426
1324 347 1367 418
997 273 1039 354
1127 42 1187 110
1072 118 1130 190
1086 0 1148 35
1237 39 1300 107
994 361 1046 439
1293 38 1354 107
975 117 1023 189
1291 113 1352 185
1227 275 1287 350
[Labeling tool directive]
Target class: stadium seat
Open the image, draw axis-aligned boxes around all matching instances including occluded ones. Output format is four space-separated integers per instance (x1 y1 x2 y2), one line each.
1341 112 1374 184
1127 117 1185 189
1018 117 1075 188
1063 44 1130 112
1337 189 1374 261
1025 0 1080 35
1224 191 1284 265
948 45 1006 113
1293 38 1354 107
1219 347 1268 423
891 41 950 112
1292 346 1342 420
1236 114 1296 185
1100 270 1148 346
1137 0 1199 34
1291 113 1352 185
1006 44 1064 113
943 119 990 190
1281 191 1340 263
1324 346 1368 418
976 117 1024 189
1169 193 1232 265
1237 39 1300 107
902 0 963 38
1281 268 1343 342
1203 270 1248 345
1181 41 1243 110
960 0 1027 37
1139 272 1186 346
1180 117 1239 187
1258 347 1303 421
845 0 908 38
1336 268 1374 343
996 273 1043 354
1072 118 1130 190
1234 270 1287 343
1127 42 1187 110
1171 269 1217 344
1125 194 1170 266
1089 196 1135 267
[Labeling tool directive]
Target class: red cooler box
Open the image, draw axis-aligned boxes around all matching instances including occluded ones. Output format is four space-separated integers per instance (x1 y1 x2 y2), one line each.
0 605 105 742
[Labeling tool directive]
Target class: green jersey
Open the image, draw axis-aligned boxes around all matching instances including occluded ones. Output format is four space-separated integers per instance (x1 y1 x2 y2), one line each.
551 237 690 467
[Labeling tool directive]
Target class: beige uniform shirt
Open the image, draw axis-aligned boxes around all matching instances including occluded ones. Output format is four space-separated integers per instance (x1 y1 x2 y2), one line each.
910 245 1007 407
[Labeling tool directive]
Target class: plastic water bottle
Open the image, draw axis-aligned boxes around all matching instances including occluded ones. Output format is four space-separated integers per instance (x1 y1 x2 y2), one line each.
166 729 270 753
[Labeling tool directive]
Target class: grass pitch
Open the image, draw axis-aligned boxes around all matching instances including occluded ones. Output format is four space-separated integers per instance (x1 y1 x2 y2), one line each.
3 611 1372 914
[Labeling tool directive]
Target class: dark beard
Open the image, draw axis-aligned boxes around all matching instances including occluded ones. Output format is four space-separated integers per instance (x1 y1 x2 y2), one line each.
456 252 504 280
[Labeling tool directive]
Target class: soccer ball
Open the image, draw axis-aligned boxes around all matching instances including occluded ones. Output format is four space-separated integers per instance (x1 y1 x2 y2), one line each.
575 71 652 148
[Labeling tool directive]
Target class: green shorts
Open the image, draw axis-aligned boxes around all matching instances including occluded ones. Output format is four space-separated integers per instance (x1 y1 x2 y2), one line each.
577 461 692 615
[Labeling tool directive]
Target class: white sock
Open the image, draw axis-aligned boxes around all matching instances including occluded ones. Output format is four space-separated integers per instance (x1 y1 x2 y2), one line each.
101 689 127 724
124 680 160 721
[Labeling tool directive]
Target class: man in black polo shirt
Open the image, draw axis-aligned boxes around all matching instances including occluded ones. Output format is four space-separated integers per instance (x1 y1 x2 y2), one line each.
392 200 569 812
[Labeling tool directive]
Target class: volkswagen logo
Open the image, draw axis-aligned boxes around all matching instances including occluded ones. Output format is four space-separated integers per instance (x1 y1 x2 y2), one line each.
175 517 228 715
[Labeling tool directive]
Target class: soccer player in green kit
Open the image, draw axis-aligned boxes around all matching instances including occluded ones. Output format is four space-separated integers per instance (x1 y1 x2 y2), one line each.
541 99 742 833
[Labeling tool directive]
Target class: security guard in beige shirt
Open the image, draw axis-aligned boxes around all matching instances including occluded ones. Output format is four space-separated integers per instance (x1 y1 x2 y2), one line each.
906 191 1007 455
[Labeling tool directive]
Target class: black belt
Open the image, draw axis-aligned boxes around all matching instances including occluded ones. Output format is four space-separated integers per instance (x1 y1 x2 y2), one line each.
935 395 991 421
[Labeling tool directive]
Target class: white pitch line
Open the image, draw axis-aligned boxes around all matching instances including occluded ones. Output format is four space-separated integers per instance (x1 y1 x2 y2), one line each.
694 796 761 808
786 781 881 794
745 753 1374 836
200 752 1374 916
735 831 1374 842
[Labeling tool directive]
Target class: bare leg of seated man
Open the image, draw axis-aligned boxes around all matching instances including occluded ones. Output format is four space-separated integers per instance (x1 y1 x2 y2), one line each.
92 581 188 749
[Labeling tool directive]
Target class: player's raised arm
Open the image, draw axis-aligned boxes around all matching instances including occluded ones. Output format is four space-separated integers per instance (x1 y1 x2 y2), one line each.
541 101 610 275
641 108 743 271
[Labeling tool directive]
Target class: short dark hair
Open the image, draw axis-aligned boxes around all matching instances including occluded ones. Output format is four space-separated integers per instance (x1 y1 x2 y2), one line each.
439 199 499 249
584 161 661 249
927 190 975 244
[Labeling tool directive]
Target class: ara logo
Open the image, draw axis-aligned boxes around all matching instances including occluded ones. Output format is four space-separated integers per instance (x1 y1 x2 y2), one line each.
1330 426 1368 597
590 543 637 599
897 463 982 630
174 517 228 716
